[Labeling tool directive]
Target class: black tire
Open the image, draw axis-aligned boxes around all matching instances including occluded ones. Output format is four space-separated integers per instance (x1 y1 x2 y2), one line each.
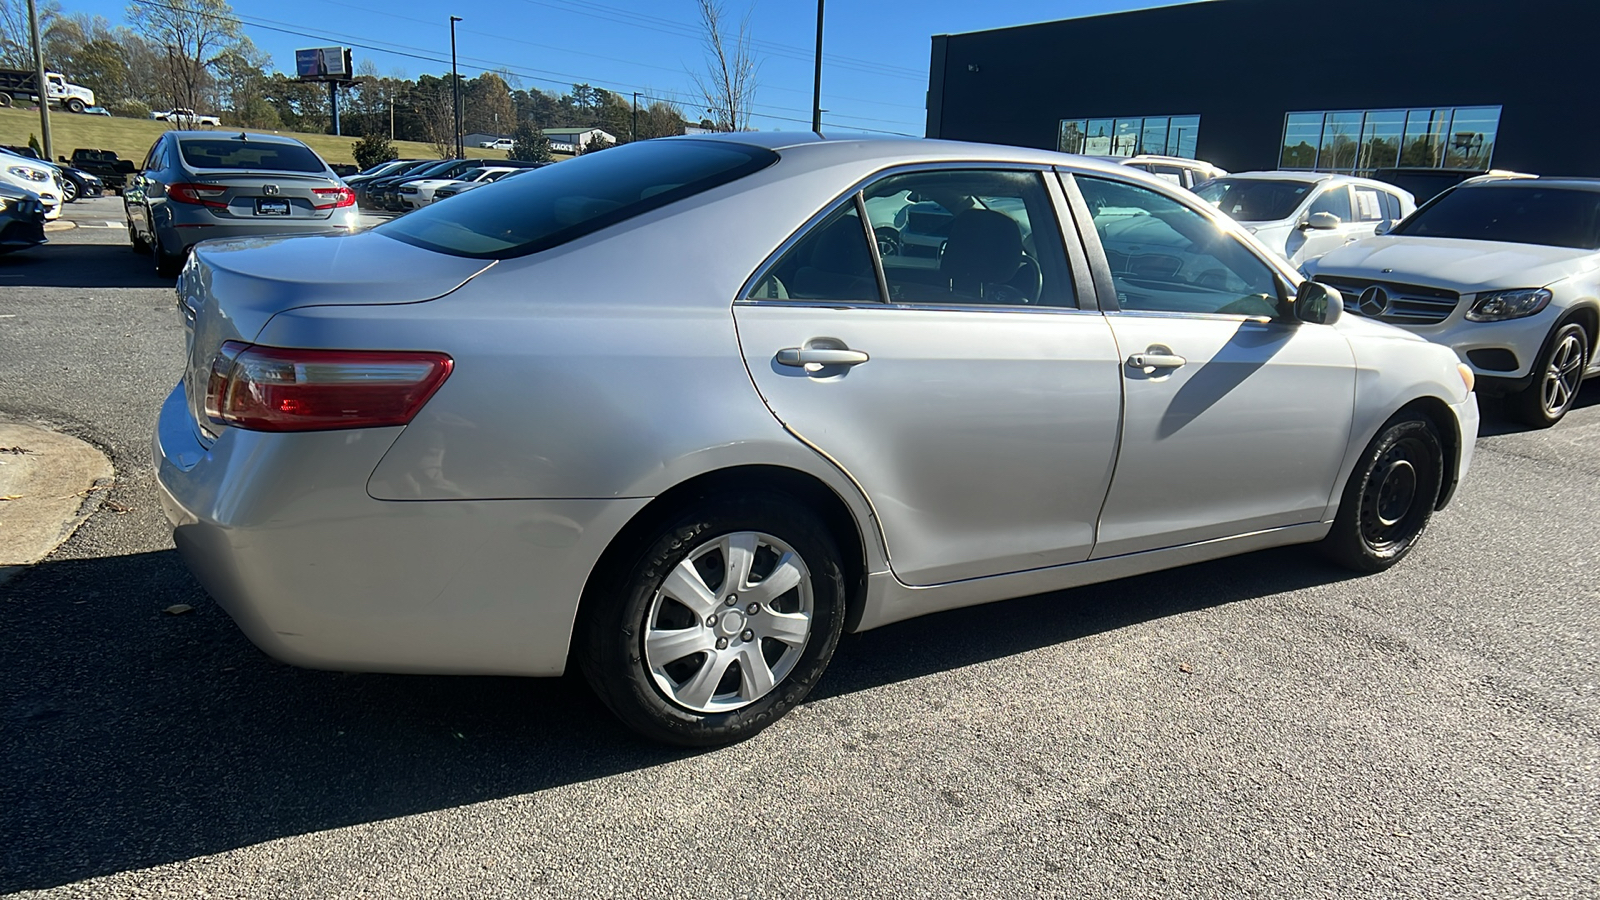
1510 322 1589 428
66 98 85 113
153 233 185 277
0 93 12 109
127 220 150 255
577 493 846 746
61 178 78 203
1319 415 1443 573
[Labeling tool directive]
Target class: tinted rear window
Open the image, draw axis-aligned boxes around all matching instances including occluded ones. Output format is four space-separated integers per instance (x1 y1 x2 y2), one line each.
1393 185 1600 249
377 139 777 259
178 139 327 173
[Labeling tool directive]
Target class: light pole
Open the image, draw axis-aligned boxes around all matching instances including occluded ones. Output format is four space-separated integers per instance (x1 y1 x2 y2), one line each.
449 16 463 158
811 0 824 134
26 0 51 159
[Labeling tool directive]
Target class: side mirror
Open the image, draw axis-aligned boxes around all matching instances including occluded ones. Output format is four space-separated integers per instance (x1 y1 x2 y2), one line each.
1305 211 1341 230
1293 280 1342 325
1373 220 1391 236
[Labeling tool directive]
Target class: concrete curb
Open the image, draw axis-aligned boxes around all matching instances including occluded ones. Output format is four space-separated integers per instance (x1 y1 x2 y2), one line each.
0 423 114 587
44 219 77 232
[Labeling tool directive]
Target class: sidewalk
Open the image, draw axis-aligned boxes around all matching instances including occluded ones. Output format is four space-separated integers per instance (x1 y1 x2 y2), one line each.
0 423 113 585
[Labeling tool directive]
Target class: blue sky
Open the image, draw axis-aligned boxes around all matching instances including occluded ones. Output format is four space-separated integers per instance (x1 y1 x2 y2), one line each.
69 0 1192 135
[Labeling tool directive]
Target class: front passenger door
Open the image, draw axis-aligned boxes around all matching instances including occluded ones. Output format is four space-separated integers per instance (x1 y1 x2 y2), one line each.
1066 173 1355 558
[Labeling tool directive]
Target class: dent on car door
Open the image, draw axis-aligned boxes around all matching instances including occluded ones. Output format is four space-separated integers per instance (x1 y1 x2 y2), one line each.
1063 171 1356 558
733 166 1123 587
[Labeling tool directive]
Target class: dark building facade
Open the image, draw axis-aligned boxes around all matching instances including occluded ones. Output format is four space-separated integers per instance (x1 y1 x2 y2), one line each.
927 0 1600 178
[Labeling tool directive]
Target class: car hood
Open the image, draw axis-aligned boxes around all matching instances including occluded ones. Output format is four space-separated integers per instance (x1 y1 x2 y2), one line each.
1311 235 1600 291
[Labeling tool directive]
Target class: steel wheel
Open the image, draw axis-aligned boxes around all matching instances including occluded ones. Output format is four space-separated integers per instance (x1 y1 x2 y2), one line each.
1512 323 1589 428
643 530 813 713
1320 415 1443 573
578 493 846 746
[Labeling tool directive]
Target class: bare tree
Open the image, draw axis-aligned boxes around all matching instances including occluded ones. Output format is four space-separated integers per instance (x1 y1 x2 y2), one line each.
0 0 61 69
690 0 756 132
125 0 242 112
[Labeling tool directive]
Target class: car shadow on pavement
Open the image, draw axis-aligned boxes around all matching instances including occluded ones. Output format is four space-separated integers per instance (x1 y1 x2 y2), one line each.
0 544 1356 891
1474 379 1600 437
0 242 170 289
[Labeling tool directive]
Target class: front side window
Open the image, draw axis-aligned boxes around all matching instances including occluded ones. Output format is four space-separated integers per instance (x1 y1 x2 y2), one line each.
1391 186 1600 250
380 139 777 259
1194 178 1315 223
1309 186 1353 222
1076 176 1282 317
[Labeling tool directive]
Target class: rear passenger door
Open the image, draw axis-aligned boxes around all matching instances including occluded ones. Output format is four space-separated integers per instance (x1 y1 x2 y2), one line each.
734 166 1125 587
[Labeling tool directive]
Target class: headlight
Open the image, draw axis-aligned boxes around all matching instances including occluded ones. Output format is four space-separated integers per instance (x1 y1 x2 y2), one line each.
7 166 47 182
0 197 10 212
1465 288 1552 322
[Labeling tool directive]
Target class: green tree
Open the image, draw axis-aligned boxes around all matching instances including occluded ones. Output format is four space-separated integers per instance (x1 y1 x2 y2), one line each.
65 38 130 106
508 120 552 163
353 131 398 170
464 72 514 136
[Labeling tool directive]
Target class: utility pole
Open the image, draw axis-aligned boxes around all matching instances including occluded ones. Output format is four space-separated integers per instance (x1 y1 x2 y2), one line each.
631 91 638 142
389 96 394 140
28 0 52 159
449 16 463 158
811 0 824 134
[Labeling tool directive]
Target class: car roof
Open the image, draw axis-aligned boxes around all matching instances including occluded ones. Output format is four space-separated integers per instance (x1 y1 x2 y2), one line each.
166 131 311 147
1215 170 1400 190
676 131 1142 180
1458 176 1600 192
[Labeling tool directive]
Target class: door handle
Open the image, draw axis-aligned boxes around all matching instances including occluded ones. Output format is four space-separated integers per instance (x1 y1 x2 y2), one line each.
1126 352 1186 369
776 347 870 367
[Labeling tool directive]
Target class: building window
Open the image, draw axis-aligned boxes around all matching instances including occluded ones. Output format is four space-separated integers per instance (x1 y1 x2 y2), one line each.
1281 106 1501 173
1058 114 1202 158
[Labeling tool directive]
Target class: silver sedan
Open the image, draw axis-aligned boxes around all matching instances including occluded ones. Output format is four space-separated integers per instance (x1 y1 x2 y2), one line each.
154 134 1479 745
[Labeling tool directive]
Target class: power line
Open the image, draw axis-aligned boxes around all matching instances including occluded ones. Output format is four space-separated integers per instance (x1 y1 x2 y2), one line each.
127 0 920 135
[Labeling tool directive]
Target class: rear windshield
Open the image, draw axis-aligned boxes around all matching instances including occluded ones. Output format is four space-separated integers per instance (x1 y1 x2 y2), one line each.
1391 184 1600 249
1194 178 1315 222
178 139 327 173
377 139 778 259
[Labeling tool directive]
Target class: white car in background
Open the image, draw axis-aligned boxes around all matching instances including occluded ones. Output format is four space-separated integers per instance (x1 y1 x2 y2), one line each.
1195 172 1414 267
478 139 514 151
1304 176 1600 427
0 150 62 220
398 167 521 209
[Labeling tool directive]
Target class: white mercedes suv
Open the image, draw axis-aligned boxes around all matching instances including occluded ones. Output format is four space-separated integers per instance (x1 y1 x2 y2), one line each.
1303 177 1600 427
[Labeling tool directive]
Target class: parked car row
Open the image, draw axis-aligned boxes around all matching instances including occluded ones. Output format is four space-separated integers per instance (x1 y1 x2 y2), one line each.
3 145 106 202
349 157 548 211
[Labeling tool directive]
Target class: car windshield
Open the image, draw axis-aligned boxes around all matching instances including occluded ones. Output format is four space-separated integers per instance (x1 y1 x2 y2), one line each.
378 139 777 259
178 139 326 173
1390 184 1600 249
1193 178 1314 222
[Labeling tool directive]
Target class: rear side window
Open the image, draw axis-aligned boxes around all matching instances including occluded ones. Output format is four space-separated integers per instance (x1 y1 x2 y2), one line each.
379 140 778 259
178 139 327 173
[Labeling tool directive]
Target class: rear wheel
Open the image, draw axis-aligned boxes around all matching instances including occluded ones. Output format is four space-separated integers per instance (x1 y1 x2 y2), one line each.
1320 415 1443 573
578 493 846 746
153 232 185 277
0 93 12 109
1510 322 1588 428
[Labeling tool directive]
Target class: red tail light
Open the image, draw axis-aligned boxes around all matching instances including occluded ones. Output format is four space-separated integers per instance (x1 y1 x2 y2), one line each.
312 186 356 209
168 183 228 209
204 342 453 432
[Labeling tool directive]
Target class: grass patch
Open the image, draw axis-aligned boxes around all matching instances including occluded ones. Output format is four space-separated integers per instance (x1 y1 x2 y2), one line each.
0 107 503 167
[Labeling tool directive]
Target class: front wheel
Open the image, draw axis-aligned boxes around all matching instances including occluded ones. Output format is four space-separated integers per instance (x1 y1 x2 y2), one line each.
577 493 846 746
66 98 85 113
1510 322 1589 428
61 178 78 202
1319 415 1443 573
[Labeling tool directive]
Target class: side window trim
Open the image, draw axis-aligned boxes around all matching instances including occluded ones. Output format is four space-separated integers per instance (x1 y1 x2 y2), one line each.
854 192 892 304
1044 170 1099 310
1055 170 1120 312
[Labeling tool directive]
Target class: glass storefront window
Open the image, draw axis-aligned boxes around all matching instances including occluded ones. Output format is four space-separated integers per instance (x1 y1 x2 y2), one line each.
1057 114 1203 159
1358 110 1404 171
1284 106 1500 173
1444 107 1500 169
1281 113 1322 168
1319 111 1364 172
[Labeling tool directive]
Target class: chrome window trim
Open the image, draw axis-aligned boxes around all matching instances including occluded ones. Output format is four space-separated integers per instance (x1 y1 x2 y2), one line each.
736 161 1083 312
732 297 1105 316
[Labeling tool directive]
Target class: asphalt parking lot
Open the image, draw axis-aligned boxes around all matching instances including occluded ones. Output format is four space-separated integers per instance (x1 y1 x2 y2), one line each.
1 196 1597 899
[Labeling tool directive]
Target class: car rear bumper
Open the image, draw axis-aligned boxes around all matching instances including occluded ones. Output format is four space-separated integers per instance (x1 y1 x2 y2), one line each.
163 211 361 252
153 383 650 676
0 214 46 250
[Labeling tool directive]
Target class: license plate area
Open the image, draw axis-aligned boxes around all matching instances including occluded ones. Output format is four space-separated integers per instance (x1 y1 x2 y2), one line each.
254 198 291 216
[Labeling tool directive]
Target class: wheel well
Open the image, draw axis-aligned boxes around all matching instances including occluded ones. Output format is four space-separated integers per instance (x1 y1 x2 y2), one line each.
1395 396 1460 510
572 466 871 659
1563 305 1598 362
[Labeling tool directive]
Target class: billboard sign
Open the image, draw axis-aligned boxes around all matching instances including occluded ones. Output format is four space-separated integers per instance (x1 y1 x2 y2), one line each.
295 47 353 81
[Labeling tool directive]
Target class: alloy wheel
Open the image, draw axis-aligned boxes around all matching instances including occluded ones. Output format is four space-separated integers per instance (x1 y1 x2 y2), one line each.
1541 330 1586 419
642 530 813 714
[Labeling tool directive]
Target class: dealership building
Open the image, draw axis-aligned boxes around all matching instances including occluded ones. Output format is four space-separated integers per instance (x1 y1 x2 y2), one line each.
925 0 1599 181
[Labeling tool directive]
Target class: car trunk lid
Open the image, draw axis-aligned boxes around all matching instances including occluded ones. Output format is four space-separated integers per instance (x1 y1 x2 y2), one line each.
179 171 346 221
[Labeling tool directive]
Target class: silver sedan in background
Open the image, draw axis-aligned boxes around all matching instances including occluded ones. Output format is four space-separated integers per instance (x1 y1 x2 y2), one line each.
125 131 358 277
154 134 1478 745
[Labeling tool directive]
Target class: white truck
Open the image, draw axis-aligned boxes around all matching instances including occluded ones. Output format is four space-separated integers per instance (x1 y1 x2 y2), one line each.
150 108 222 127
0 69 96 113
